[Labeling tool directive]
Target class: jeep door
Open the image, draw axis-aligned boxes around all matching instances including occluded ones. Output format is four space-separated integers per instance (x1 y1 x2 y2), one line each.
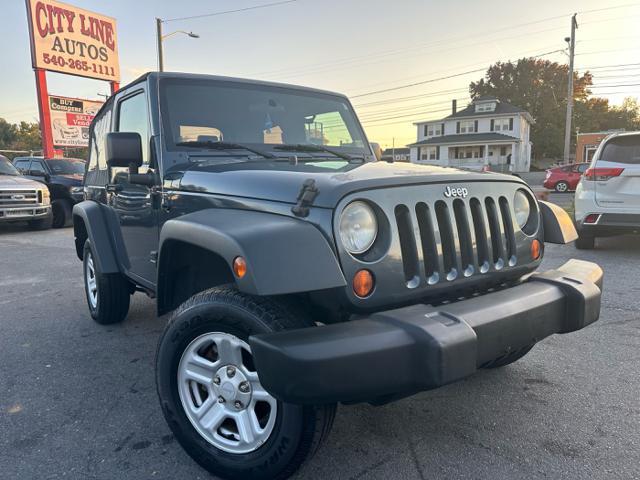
594 134 640 210
108 87 159 284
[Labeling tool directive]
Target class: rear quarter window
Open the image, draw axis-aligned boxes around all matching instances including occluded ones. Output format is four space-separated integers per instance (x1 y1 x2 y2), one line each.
600 135 640 164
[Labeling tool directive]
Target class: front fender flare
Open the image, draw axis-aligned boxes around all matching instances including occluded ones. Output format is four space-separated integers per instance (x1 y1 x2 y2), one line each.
539 200 578 244
72 201 120 273
158 209 347 297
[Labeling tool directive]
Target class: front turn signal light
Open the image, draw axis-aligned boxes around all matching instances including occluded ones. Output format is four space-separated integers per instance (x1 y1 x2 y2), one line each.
531 239 542 260
233 256 247 278
353 269 374 298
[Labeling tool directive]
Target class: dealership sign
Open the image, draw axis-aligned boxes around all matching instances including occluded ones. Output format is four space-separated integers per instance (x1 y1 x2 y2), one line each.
49 95 103 147
25 0 120 82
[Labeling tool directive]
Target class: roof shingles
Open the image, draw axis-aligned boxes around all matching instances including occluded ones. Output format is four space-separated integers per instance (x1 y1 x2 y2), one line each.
409 132 519 146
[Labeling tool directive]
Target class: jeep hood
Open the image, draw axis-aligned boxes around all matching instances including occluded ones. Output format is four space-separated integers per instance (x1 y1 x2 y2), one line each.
0 174 46 189
176 160 522 208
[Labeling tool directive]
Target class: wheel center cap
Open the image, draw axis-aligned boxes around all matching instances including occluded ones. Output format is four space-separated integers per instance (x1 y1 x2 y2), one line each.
221 381 235 399
213 365 251 406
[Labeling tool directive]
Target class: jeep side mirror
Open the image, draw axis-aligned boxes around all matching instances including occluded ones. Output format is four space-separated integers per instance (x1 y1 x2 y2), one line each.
106 132 143 172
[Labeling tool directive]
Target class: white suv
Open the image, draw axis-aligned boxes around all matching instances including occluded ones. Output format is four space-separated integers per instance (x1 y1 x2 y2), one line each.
574 131 640 249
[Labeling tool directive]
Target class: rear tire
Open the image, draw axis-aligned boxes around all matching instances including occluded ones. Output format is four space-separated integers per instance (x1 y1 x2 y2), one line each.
483 344 535 369
83 240 130 324
156 287 336 480
575 233 595 250
555 181 569 193
52 199 72 228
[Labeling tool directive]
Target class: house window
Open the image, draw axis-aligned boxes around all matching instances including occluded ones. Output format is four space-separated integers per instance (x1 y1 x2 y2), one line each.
475 102 496 113
459 120 475 134
494 118 512 131
421 146 438 160
427 124 442 137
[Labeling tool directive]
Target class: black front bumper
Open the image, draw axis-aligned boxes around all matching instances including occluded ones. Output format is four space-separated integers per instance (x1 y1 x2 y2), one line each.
249 260 603 405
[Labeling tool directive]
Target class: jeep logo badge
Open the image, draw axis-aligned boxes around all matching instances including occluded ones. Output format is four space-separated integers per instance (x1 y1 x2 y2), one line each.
444 186 468 198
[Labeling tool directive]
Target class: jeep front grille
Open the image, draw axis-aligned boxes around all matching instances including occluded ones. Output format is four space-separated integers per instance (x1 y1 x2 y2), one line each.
0 190 39 207
394 195 517 285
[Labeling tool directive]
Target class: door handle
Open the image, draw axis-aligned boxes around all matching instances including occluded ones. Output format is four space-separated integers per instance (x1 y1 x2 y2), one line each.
105 183 124 193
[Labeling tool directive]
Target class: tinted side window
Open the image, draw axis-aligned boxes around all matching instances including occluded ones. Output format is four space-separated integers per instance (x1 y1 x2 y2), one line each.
117 92 150 165
30 160 46 173
601 136 640 164
577 164 588 173
14 159 31 172
86 105 112 186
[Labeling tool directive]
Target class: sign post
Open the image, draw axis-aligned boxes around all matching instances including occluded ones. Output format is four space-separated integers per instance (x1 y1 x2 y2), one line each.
33 68 55 158
24 0 120 157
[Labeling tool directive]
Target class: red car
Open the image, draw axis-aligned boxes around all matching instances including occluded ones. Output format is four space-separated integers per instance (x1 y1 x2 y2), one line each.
543 163 589 192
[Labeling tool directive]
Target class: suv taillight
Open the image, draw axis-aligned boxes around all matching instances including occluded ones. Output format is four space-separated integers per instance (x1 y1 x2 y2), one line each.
583 167 624 181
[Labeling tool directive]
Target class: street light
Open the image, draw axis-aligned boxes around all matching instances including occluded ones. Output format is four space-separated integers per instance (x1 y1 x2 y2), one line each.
156 18 200 72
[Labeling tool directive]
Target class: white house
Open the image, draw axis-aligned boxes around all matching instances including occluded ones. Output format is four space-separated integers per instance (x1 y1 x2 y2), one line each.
408 96 534 173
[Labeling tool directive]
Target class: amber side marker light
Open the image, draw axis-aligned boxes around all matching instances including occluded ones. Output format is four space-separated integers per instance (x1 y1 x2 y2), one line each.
353 269 374 298
233 256 247 278
531 239 542 260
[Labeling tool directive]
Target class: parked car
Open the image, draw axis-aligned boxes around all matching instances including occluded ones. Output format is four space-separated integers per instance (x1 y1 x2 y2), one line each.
574 131 640 249
0 154 51 229
13 156 85 228
543 162 589 192
72 72 603 480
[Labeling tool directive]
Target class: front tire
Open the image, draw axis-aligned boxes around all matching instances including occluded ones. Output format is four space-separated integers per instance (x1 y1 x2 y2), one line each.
156 287 336 480
83 240 131 324
52 199 72 228
555 181 569 193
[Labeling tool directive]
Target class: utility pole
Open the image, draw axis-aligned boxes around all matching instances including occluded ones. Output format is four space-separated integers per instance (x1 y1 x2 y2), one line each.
156 18 164 72
563 13 578 165
392 137 395 162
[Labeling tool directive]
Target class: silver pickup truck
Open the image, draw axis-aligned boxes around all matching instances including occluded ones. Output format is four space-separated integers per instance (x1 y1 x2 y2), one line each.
0 155 52 229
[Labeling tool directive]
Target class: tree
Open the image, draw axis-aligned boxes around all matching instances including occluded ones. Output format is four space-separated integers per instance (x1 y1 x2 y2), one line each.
0 118 42 159
470 58 594 160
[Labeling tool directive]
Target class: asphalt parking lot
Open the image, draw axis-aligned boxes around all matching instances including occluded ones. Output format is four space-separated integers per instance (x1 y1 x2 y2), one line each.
1 197 639 480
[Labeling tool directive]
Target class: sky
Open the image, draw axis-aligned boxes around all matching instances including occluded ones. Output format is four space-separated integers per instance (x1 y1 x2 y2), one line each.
1 0 640 149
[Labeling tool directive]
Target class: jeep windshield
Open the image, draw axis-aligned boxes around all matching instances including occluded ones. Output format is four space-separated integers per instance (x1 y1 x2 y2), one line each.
159 78 369 160
0 157 19 176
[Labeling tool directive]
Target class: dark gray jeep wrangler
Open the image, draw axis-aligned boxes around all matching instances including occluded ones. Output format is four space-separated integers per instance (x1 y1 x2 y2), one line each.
73 72 603 480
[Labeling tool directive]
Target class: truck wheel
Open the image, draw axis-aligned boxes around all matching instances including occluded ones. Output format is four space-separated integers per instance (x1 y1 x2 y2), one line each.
575 233 595 250
483 344 535 369
83 240 130 324
156 287 336 480
52 199 72 228
554 181 569 193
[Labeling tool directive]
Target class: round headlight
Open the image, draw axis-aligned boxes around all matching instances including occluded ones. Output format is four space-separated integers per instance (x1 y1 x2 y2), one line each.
513 190 531 229
339 201 378 254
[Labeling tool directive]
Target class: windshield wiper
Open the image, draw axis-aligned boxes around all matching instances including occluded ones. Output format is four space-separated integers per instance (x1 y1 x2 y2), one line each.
273 144 363 162
176 140 276 159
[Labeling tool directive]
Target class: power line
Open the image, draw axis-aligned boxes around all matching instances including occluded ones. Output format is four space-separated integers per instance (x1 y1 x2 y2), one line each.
350 49 564 99
251 2 640 80
353 88 469 109
590 82 640 88
163 0 297 23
